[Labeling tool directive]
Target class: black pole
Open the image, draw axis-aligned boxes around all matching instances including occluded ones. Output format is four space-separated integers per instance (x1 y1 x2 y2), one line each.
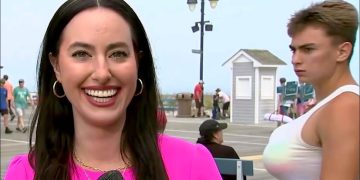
200 0 205 81
200 0 205 108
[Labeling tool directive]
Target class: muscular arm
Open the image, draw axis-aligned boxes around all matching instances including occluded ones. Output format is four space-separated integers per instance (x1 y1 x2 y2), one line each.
318 93 359 180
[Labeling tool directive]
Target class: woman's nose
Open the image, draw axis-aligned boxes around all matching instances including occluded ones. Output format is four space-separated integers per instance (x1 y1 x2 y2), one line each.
91 58 112 84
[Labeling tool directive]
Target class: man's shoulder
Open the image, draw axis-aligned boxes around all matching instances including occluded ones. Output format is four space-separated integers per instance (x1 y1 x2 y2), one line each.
204 143 231 152
208 143 239 158
4 81 12 87
13 86 22 92
215 143 235 151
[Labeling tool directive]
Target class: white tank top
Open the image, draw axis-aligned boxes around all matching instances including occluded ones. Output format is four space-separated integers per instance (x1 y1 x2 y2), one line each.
262 85 359 180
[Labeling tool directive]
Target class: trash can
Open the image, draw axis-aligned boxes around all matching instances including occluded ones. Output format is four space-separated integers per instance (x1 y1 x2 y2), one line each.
175 93 193 117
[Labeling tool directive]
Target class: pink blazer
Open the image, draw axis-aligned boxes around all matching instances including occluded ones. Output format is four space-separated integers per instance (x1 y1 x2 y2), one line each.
5 134 221 180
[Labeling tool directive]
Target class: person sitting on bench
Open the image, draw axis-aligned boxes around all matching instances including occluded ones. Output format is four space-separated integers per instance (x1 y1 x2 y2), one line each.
196 119 240 180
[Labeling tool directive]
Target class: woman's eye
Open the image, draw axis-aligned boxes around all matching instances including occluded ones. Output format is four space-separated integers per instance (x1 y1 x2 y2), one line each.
72 51 91 59
109 51 128 60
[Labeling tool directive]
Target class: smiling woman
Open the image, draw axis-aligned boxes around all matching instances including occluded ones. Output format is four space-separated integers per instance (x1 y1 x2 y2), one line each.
4 1 221 180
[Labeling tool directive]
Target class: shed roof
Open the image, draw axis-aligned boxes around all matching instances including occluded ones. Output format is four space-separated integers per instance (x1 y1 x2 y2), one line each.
222 49 287 67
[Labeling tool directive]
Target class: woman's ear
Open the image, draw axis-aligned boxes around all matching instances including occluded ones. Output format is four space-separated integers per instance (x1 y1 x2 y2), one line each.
49 52 61 82
337 42 352 63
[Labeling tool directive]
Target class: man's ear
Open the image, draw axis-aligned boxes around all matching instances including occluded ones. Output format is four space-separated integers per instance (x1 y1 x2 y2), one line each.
213 131 220 140
337 42 352 63
49 53 61 82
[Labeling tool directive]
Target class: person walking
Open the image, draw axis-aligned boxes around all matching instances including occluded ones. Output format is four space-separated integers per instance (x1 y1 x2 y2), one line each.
193 80 204 117
296 82 314 118
276 78 288 117
263 1 359 179
3 75 16 121
196 119 241 180
276 77 296 126
1 78 13 134
13 79 32 133
216 88 230 118
212 89 220 120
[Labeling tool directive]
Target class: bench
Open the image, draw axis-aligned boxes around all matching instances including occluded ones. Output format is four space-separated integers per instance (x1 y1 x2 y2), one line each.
214 158 254 180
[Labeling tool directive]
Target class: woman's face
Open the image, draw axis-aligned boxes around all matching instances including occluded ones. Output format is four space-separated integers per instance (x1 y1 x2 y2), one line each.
50 7 138 127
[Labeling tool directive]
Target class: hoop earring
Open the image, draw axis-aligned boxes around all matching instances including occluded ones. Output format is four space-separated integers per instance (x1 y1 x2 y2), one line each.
53 80 66 98
134 78 143 96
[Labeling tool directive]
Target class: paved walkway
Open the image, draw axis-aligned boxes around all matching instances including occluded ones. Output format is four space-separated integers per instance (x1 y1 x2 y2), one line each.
1 109 277 179
165 114 277 180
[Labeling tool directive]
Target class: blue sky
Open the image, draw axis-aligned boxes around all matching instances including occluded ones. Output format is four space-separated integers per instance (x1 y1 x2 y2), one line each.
1 0 359 95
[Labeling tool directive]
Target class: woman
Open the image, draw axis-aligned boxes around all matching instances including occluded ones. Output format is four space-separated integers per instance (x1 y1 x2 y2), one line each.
5 1 221 179
263 1 359 179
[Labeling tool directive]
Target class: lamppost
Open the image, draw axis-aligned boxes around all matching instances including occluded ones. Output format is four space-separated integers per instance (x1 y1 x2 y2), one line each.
187 0 219 82
188 0 218 115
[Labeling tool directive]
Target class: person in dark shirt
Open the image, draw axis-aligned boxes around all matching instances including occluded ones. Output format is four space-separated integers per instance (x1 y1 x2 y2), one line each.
212 90 220 120
1 78 13 134
196 119 241 180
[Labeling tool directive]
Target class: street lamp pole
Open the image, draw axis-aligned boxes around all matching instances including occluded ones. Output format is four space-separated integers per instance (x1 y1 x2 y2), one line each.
188 0 218 116
199 0 205 81
188 0 218 81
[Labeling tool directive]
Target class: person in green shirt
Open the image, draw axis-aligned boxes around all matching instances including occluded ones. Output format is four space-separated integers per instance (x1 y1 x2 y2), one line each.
13 79 33 133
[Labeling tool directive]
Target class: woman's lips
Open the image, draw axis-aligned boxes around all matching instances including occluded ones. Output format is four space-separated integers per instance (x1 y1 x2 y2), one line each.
83 87 119 107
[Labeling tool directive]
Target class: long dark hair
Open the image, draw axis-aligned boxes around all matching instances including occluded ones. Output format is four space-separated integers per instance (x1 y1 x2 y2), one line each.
29 0 167 179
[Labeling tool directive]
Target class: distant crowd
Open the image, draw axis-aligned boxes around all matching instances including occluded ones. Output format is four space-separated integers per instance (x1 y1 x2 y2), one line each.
1 75 34 134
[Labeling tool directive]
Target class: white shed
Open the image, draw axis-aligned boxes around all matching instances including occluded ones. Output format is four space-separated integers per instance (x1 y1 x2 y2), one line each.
222 49 287 124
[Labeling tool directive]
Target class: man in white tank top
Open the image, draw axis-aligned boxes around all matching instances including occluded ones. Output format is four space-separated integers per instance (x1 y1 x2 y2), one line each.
263 1 359 179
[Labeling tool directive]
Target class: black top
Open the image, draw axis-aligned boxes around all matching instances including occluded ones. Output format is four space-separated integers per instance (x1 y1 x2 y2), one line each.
202 142 239 159
213 94 219 107
198 141 241 180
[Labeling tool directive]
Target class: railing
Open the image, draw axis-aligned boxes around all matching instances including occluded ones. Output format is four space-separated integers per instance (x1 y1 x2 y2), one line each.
161 98 177 115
